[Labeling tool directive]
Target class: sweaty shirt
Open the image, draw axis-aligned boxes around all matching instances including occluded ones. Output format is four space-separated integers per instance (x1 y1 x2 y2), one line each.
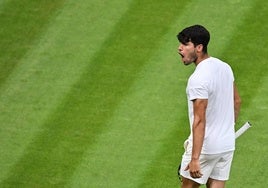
186 57 235 154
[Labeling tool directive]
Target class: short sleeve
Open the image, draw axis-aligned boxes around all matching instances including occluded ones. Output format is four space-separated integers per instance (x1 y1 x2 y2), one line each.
187 79 209 101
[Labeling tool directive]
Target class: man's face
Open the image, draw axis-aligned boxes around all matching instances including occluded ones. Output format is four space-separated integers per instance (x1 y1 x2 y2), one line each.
177 41 197 65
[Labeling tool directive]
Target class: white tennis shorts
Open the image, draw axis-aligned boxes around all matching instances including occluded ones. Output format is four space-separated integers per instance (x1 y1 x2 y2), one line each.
180 140 234 185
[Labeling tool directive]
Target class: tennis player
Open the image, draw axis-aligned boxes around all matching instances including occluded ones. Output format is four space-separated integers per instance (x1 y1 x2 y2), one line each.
177 25 241 188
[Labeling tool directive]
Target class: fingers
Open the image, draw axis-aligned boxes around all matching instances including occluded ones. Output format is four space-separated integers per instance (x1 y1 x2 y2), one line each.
184 160 203 179
189 170 203 179
184 165 203 178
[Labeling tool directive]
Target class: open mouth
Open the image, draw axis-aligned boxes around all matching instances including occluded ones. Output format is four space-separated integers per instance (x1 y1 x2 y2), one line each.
179 53 184 58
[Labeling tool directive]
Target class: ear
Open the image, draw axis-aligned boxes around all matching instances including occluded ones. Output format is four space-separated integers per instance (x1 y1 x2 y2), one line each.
196 44 204 53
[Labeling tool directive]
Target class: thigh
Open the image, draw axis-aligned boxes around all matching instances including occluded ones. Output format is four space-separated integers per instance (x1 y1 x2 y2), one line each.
181 176 200 188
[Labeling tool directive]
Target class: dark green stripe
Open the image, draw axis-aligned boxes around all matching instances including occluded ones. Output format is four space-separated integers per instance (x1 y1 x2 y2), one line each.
1 0 186 187
0 0 66 88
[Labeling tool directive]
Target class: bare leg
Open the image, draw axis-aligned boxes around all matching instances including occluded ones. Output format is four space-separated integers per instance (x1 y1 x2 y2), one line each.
181 177 200 188
206 178 225 188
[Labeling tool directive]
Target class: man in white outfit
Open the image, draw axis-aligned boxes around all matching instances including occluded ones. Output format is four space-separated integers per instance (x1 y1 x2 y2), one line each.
177 25 241 188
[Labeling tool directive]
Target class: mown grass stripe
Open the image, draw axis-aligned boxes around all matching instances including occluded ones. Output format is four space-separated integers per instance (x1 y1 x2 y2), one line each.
1 0 184 187
67 23 188 188
0 0 66 87
0 0 132 185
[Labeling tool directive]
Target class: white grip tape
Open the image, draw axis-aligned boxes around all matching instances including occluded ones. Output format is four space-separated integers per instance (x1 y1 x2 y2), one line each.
235 122 251 139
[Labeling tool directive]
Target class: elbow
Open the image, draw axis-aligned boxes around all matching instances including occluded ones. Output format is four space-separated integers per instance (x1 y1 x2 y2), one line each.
234 96 241 123
193 117 206 130
235 96 242 107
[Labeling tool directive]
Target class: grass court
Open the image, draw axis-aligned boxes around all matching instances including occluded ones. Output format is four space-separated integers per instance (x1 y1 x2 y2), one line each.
0 0 267 187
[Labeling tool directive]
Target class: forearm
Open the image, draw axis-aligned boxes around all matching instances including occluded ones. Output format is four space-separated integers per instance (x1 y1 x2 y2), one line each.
187 98 207 179
192 119 205 160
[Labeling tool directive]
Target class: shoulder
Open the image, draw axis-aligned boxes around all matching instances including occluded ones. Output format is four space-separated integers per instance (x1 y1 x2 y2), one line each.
210 57 233 69
189 59 212 82
188 69 209 90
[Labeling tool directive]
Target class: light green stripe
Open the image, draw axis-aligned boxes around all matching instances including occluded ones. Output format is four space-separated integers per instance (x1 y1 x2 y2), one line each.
0 0 132 183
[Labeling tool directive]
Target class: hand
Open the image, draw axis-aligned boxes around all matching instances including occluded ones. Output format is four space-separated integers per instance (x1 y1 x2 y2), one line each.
184 159 203 178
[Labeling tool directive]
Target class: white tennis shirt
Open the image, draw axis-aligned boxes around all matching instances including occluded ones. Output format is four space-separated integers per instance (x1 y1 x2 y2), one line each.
186 57 235 154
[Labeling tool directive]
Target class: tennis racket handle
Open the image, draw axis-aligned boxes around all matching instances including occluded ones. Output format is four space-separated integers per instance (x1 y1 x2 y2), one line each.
235 122 251 139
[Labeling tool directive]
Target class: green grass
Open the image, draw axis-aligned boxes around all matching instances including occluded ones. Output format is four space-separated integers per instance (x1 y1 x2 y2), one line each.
0 0 66 86
0 0 268 187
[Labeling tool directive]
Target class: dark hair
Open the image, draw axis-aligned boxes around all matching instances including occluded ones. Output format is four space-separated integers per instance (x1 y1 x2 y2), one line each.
177 25 210 53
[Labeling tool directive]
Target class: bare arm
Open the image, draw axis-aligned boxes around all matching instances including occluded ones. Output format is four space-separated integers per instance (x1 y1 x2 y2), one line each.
234 83 241 122
185 98 207 178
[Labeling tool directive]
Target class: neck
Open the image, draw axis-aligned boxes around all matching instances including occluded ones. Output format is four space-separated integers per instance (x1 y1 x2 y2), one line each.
195 53 210 66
